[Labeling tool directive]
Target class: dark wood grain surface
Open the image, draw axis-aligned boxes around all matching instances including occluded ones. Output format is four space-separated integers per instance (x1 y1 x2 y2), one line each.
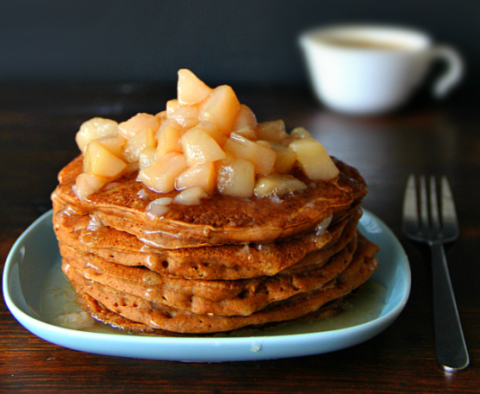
0 83 478 393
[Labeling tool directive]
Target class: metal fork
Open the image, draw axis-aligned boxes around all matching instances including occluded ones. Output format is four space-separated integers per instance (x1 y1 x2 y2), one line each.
403 175 469 371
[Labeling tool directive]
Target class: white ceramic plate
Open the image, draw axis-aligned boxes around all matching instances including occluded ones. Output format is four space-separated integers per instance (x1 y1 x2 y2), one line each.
3 209 410 362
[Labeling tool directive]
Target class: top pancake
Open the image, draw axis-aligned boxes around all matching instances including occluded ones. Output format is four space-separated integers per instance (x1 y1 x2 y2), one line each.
52 155 368 248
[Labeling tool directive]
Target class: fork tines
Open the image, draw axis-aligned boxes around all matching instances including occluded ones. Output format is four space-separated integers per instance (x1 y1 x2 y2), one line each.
403 175 458 242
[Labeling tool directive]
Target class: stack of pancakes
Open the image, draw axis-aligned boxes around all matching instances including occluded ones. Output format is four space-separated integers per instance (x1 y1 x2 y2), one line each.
52 155 379 335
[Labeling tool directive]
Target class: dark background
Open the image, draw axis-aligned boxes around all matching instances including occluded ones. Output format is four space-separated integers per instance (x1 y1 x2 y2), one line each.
1 0 479 97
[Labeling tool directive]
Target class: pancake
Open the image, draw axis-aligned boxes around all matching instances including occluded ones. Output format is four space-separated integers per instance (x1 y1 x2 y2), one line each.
52 156 368 248
53 202 361 280
61 232 357 316
65 233 378 334
50 70 381 336
76 294 345 337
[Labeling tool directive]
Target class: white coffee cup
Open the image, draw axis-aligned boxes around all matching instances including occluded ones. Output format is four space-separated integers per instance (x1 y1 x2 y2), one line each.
299 25 463 115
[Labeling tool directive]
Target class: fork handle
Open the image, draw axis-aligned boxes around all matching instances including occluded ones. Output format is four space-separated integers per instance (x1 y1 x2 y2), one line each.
430 242 469 371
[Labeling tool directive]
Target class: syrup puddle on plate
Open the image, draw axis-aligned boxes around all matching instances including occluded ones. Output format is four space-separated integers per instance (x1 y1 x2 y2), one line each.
40 259 387 337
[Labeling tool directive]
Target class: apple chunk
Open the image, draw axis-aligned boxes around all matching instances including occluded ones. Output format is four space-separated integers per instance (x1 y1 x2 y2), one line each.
181 128 226 167
97 136 126 158
217 155 255 198
269 142 297 174
76 117 119 153
139 147 157 170
199 85 240 135
173 187 209 206
118 113 160 139
291 127 312 140
289 138 339 181
177 69 213 106
84 141 127 178
234 126 257 140
156 121 183 157
254 174 307 198
137 153 187 193
194 121 227 147
223 133 276 176
233 104 257 132
175 162 216 193
123 128 156 163
168 106 200 129
256 120 288 144
155 110 167 122
166 99 180 116
74 173 109 200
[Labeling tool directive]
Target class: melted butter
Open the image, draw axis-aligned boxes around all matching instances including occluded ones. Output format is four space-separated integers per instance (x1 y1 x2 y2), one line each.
86 215 103 232
253 243 264 251
315 215 333 236
140 245 151 253
269 195 282 204
58 206 81 217
137 189 149 200
251 281 387 337
40 260 130 335
85 262 104 276
146 197 172 218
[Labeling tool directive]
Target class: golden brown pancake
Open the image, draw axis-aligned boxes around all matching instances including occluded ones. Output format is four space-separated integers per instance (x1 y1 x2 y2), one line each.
61 232 357 316
52 149 378 335
53 203 361 280
76 294 345 337
52 156 368 248
65 234 378 334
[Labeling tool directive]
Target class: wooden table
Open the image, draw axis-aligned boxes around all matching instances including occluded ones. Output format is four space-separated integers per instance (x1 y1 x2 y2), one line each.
0 83 478 393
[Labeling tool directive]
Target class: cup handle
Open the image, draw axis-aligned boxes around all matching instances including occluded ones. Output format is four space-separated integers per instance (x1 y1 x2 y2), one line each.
431 45 464 98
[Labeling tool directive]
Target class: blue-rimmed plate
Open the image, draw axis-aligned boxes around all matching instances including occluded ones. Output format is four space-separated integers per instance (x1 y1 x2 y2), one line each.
3 209 410 362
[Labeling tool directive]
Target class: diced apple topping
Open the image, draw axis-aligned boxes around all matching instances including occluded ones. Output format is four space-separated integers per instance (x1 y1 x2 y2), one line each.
118 113 160 139
123 128 156 163
97 136 126 158
254 175 307 198
139 148 156 169
199 85 241 135
166 99 180 116
156 121 183 156
256 120 288 144
74 173 109 200
217 154 255 197
290 127 312 140
155 110 167 121
233 104 257 132
224 133 276 176
181 128 226 167
76 118 119 152
280 127 311 147
235 126 257 140
137 153 187 193
168 106 200 129
74 69 340 203
289 138 339 181
177 69 213 106
124 161 140 174
84 141 127 178
173 187 209 205
194 121 227 147
269 142 297 174
147 197 172 218
175 162 216 193
256 140 271 148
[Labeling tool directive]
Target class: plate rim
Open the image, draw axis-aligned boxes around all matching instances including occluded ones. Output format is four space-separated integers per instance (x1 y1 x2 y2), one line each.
3 209 411 360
